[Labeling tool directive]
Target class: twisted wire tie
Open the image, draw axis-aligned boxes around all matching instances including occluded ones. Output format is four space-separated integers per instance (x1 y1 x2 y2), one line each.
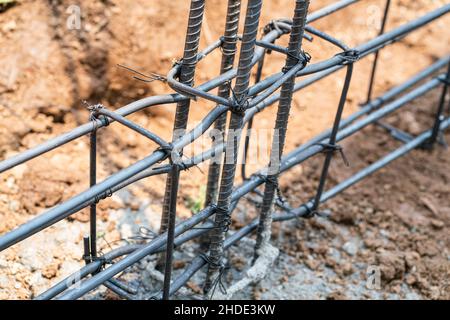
200 253 229 298
299 204 331 219
117 64 167 83
90 254 114 273
82 253 92 264
94 188 113 204
229 85 249 116
282 50 311 73
173 57 198 70
337 49 360 65
262 20 290 56
156 143 192 172
363 96 386 110
254 173 286 205
128 226 157 241
156 142 174 155
213 204 232 233
155 142 175 160
314 142 350 167
84 102 110 130
219 35 238 56
263 19 288 36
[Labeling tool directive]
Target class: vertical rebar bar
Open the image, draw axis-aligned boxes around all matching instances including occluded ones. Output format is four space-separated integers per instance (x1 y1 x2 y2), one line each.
205 0 242 207
201 0 242 251
162 164 180 300
310 62 354 215
158 0 205 265
254 0 309 259
241 54 266 181
89 129 97 259
204 0 263 295
426 62 450 148
365 0 391 103
82 235 91 264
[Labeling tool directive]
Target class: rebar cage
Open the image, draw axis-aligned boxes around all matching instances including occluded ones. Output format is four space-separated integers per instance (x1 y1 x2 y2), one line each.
0 0 449 300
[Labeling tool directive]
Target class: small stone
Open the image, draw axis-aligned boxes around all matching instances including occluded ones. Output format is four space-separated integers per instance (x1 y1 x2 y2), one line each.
342 262 354 276
391 284 401 294
0 258 7 268
327 291 347 300
41 262 60 279
186 281 202 294
328 248 341 264
380 229 389 238
129 201 140 211
304 259 320 270
376 250 405 282
404 251 420 270
2 21 17 33
342 241 358 256
173 260 186 269
430 219 444 229
364 207 374 215
405 274 416 285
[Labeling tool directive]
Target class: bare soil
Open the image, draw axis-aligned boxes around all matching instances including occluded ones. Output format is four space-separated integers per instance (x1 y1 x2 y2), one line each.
0 0 448 299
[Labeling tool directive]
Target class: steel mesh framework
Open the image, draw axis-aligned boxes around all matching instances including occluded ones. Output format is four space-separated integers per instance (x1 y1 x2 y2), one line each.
0 0 449 300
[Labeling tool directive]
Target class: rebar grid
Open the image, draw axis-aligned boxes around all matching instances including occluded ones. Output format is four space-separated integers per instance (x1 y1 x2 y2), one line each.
0 0 448 300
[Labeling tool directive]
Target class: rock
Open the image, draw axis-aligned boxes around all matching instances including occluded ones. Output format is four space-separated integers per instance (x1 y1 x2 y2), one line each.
376 250 405 282
2 21 17 33
328 248 341 264
327 291 347 300
304 258 320 271
41 262 60 279
364 238 384 249
129 201 140 211
0 274 9 289
173 260 186 270
416 240 439 257
420 196 439 216
29 114 51 133
430 219 444 229
342 262 354 276
404 251 420 270
342 240 358 256
403 111 422 134
364 207 374 215
405 274 417 285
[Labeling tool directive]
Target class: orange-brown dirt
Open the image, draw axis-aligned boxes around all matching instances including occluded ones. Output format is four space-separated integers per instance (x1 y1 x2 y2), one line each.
0 0 449 299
